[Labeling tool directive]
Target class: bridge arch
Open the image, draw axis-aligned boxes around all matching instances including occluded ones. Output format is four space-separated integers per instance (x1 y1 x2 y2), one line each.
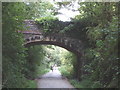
23 20 84 80
24 39 82 56
24 37 84 80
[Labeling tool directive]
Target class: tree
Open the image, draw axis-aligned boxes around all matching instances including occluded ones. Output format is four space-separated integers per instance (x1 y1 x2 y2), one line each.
25 1 55 19
2 2 28 88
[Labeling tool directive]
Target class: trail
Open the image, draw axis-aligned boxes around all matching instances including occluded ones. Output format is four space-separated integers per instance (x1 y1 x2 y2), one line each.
36 67 75 88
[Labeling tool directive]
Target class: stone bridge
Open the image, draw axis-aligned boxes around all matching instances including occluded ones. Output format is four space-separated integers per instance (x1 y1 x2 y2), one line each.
22 20 84 80
23 20 84 56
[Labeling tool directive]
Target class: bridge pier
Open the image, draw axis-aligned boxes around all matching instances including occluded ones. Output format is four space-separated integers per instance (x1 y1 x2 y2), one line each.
73 53 83 81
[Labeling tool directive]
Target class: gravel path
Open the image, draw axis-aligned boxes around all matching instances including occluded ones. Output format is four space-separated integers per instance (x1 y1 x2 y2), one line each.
36 68 75 88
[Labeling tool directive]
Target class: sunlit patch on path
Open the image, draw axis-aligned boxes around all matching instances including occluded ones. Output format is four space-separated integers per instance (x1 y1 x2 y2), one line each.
36 68 75 88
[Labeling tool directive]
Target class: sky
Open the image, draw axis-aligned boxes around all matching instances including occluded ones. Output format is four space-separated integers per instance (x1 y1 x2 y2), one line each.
56 8 80 21
49 0 80 21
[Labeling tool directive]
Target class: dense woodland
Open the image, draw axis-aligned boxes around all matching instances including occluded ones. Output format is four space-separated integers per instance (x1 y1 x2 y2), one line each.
2 1 119 88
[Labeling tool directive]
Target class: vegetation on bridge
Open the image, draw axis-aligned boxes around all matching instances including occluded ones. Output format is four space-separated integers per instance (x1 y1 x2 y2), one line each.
35 16 70 35
2 1 119 88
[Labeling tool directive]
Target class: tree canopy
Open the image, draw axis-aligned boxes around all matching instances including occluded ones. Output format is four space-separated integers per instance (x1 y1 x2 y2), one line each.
2 1 119 88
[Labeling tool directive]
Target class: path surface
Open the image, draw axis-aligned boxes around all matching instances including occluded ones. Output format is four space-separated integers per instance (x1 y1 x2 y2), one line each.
36 68 75 88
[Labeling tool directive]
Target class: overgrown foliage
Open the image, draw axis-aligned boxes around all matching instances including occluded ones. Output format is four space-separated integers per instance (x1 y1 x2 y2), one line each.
24 46 46 79
75 2 119 88
2 2 54 88
26 1 55 19
2 2 28 88
35 16 70 35
2 1 119 88
59 52 77 79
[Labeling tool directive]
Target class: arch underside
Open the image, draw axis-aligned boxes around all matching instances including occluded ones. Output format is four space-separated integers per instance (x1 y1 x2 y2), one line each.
25 41 82 56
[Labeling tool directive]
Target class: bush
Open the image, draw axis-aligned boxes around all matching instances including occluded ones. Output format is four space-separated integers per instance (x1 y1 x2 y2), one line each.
70 79 83 88
59 66 73 79
37 67 50 77
26 80 37 88
91 81 102 88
